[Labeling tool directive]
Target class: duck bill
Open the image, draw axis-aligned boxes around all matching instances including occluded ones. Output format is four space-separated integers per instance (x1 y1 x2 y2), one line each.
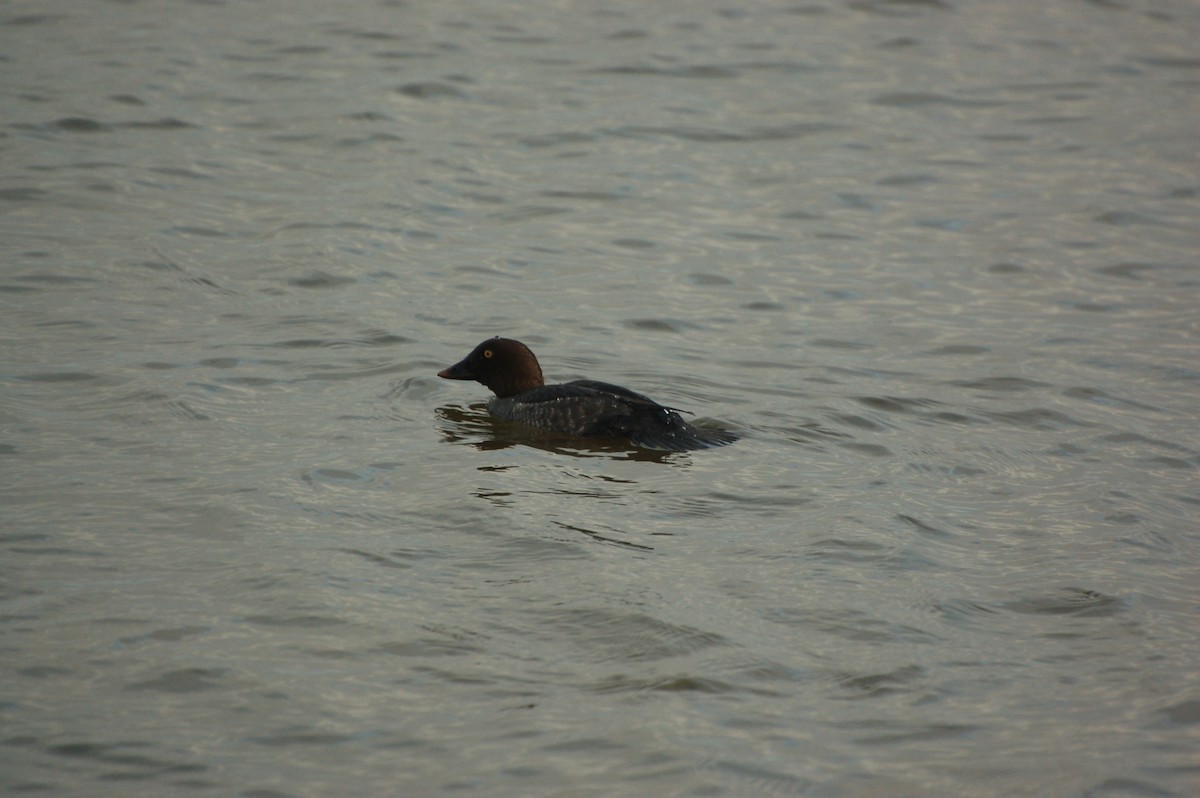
437 357 475 380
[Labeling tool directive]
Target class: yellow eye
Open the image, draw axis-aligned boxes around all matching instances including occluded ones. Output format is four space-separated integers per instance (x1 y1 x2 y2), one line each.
483 349 493 359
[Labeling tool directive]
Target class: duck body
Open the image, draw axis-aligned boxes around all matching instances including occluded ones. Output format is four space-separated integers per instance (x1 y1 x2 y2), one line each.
438 337 737 452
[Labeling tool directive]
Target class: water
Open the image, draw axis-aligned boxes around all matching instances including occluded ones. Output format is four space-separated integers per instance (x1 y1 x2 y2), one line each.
3 1 1198 795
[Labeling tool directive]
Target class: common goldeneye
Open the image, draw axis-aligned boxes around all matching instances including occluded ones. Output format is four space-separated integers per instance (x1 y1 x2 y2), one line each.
438 337 737 452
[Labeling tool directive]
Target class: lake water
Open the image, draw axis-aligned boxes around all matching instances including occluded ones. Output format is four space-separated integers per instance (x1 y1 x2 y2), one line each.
3 1 1198 796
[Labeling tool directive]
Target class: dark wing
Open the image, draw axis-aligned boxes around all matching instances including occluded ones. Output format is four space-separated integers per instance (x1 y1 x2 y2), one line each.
561 381 733 450
493 380 737 452
563 380 680 410
487 383 642 437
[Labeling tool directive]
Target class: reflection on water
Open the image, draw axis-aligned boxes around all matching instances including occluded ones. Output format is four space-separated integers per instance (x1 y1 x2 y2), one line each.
3 0 1199 796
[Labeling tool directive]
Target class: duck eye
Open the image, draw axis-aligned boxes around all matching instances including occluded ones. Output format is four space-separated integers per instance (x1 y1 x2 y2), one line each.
483 349 493 359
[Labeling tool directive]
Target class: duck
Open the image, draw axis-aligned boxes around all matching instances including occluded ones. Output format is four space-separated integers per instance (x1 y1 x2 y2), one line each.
438 337 737 452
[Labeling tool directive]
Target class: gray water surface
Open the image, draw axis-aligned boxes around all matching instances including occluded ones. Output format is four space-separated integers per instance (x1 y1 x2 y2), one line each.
3 1 1199 796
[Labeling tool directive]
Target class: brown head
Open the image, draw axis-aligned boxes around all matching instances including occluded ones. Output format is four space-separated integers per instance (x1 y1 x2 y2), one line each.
437 337 546 398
